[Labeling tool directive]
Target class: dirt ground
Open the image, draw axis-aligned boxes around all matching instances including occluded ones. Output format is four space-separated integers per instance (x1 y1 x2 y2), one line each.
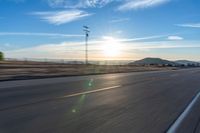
0 61 178 81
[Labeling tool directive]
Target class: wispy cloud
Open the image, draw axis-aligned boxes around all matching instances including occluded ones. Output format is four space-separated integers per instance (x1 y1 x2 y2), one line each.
87 35 167 44
46 0 68 8
5 40 200 60
137 42 200 49
118 35 166 42
118 0 170 11
0 32 84 37
46 0 171 11
74 0 115 8
116 30 123 34
109 18 130 23
46 0 115 8
167 36 183 41
4 41 101 59
32 10 93 25
176 23 200 28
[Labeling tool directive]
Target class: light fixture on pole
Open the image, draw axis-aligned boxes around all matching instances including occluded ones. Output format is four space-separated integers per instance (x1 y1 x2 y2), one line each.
83 26 90 65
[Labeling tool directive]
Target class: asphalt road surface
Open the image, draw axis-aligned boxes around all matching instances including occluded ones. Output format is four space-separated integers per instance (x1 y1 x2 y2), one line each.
1 68 200 133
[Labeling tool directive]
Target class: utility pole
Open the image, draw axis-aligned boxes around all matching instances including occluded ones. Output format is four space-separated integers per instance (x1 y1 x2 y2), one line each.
83 26 90 65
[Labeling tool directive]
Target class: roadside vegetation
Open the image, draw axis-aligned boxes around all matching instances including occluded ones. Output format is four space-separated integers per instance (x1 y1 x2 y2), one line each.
0 60 177 81
1 57 199 81
0 52 4 61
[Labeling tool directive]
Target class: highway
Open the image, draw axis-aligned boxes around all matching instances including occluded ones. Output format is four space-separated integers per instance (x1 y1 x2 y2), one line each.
0 68 200 133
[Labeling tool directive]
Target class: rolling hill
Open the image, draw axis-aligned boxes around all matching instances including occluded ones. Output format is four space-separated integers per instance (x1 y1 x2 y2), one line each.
129 58 200 67
129 58 177 66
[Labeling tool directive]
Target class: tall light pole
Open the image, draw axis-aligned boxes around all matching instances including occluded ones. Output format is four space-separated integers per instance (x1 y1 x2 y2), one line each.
83 26 90 65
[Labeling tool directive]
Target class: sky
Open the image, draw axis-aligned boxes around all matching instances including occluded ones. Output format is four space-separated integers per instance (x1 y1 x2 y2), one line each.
0 0 200 61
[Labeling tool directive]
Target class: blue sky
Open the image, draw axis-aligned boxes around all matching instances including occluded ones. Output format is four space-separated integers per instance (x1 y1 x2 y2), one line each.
0 0 200 60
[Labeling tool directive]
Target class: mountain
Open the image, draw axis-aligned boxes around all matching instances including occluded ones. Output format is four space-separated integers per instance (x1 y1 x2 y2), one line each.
175 60 200 66
129 58 177 66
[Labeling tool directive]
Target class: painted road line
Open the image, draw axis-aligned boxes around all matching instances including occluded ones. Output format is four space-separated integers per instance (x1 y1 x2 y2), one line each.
167 92 200 133
0 85 121 111
60 85 122 98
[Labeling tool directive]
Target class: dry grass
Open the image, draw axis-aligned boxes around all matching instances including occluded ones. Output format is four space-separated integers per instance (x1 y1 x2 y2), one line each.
0 61 178 81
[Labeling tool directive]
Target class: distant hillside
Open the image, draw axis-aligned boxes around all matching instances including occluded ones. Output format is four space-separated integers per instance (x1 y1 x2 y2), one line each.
129 58 177 66
66 61 85 64
175 60 200 66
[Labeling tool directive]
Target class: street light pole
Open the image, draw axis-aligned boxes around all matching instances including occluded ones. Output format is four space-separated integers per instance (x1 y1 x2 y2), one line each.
83 26 90 65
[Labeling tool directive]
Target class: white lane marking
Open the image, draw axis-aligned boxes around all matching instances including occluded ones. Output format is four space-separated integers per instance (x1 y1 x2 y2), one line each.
167 92 200 133
60 85 121 98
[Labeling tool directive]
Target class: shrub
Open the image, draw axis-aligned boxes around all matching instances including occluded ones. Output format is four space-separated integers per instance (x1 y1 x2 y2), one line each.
0 51 4 61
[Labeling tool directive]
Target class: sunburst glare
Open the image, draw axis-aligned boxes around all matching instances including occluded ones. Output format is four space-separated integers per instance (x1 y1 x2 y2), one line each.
102 36 122 58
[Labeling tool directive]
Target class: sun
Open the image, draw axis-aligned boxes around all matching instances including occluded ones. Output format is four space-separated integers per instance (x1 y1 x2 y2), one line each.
102 37 121 57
